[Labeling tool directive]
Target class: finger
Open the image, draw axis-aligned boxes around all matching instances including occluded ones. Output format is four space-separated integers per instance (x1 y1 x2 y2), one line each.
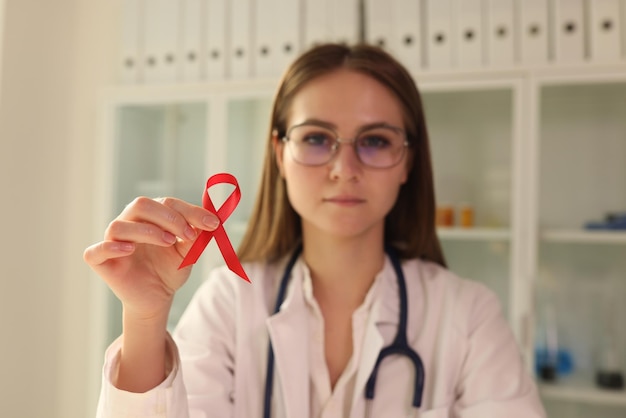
104 219 179 246
157 197 221 232
83 241 136 266
121 197 220 241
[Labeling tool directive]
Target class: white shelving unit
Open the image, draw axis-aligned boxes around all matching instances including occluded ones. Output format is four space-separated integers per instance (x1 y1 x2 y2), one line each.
93 50 626 418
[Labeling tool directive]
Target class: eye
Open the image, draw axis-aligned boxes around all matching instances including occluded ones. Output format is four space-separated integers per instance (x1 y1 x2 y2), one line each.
358 134 392 148
297 129 334 146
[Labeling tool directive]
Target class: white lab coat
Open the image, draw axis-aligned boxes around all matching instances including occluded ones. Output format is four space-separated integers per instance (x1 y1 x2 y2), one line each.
97 255 546 418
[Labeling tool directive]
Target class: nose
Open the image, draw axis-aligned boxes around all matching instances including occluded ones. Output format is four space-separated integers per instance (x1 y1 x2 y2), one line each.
329 139 361 180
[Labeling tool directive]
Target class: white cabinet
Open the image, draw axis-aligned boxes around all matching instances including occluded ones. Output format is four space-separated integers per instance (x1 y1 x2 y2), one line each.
532 73 626 416
94 65 626 415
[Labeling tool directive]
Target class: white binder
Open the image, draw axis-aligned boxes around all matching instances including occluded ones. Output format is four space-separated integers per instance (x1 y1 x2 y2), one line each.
623 0 626 60
206 0 227 81
143 0 180 83
365 0 392 50
454 0 485 69
330 0 360 45
425 0 454 70
118 0 144 84
274 0 301 77
390 0 422 72
485 0 516 67
180 0 203 82
303 0 330 50
254 0 276 78
517 0 549 65
551 0 586 63
228 0 253 79
587 0 622 62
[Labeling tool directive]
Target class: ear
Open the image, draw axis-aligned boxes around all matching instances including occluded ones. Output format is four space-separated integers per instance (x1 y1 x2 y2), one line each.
272 130 286 178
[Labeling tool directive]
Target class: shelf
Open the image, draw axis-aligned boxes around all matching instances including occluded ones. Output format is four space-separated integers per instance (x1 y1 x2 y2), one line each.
436 227 510 241
541 229 626 245
539 376 626 407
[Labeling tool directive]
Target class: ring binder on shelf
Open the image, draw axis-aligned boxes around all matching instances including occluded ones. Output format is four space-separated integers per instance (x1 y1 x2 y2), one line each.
143 0 180 84
391 0 423 72
425 0 454 70
551 0 586 63
228 0 253 79
485 0 516 67
118 0 144 84
455 0 485 69
206 0 227 81
518 0 549 65
587 0 622 62
180 0 203 82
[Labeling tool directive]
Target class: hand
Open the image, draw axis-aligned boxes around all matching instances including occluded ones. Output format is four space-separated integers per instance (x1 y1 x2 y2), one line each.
83 196 220 321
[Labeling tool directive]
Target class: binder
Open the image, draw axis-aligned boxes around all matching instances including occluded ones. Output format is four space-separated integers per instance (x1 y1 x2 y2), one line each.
587 0 622 62
303 0 330 50
425 0 454 69
390 0 422 72
485 0 516 67
206 0 227 81
228 0 253 79
330 0 360 45
517 0 549 65
551 0 586 63
180 0 203 82
365 0 393 50
254 0 276 78
274 0 301 76
143 0 180 83
118 0 144 84
454 0 485 69
623 0 626 59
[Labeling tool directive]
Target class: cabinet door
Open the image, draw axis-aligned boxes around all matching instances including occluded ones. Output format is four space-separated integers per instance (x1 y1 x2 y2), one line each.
223 97 273 246
107 102 208 341
536 80 626 415
423 87 518 324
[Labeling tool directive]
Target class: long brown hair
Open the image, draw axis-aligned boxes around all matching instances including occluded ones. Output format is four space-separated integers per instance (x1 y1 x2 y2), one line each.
237 43 445 267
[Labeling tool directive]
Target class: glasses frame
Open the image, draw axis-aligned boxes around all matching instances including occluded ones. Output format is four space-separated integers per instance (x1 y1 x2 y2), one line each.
281 122 411 169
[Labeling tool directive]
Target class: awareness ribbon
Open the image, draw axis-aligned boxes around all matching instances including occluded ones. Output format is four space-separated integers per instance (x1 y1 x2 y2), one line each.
178 173 250 283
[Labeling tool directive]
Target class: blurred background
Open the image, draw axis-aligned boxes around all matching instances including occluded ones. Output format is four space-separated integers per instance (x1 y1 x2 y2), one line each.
1 1 625 417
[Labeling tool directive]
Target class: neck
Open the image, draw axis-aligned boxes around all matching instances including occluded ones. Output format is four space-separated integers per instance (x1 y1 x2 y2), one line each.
302 234 386 309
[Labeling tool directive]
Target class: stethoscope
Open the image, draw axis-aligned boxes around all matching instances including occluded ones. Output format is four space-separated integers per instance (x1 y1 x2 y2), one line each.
263 244 425 418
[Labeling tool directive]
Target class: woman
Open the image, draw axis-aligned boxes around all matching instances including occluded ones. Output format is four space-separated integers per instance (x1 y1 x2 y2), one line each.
85 43 546 417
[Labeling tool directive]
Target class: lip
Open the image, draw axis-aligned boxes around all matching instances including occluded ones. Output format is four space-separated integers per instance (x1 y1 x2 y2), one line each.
324 195 366 206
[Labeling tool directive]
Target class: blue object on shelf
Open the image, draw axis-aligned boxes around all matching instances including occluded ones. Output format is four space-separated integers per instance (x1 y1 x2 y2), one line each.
584 212 626 230
534 347 574 379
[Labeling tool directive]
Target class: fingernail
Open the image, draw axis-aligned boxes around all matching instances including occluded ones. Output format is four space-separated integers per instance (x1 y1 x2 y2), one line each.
118 242 134 252
163 232 176 244
203 215 220 228
184 226 196 240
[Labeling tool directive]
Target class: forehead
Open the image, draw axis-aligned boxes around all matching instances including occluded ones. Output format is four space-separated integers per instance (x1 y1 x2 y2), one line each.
287 69 405 129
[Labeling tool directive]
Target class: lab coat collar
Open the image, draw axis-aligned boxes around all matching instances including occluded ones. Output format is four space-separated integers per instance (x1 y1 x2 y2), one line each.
265 258 310 418
265 254 404 418
351 255 401 415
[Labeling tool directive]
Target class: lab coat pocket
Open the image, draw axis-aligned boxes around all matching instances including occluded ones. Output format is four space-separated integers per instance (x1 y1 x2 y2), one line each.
420 405 451 418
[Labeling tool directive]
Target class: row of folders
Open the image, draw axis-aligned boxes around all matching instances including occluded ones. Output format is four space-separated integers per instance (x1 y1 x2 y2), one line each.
118 0 626 84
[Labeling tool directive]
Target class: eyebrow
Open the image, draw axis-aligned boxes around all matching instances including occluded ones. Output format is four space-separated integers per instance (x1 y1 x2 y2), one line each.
293 118 403 132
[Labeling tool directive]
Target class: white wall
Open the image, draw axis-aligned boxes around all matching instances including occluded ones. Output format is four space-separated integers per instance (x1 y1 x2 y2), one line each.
0 1 116 417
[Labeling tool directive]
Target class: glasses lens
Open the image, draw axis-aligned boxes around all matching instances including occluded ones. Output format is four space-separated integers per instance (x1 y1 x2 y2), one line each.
356 127 407 168
287 125 335 165
286 124 408 167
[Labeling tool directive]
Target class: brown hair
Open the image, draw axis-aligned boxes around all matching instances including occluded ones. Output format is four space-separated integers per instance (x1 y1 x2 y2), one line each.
237 43 446 267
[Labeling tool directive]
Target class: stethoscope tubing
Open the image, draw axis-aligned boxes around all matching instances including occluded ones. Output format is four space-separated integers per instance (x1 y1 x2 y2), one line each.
263 244 424 418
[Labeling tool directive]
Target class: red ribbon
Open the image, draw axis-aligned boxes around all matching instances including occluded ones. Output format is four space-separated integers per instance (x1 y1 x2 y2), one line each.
178 173 250 283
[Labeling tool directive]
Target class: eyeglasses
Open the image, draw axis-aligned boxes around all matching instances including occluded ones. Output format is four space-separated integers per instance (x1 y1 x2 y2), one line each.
281 122 410 168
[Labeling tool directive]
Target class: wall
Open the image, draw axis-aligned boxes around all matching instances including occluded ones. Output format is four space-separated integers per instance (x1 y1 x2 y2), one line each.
0 1 116 416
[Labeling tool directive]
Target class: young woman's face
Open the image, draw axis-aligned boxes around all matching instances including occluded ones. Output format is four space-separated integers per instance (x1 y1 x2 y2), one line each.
275 68 410 242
